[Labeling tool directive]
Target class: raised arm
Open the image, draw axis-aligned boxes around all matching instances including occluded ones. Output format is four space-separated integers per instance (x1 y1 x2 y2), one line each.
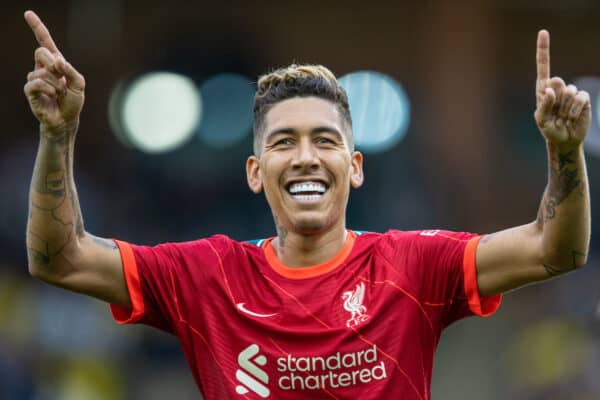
24 11 130 306
475 30 591 297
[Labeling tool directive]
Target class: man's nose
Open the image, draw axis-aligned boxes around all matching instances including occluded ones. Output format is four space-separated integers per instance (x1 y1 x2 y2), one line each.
291 139 320 170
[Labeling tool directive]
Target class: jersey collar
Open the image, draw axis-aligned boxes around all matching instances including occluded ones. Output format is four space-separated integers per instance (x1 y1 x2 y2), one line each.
262 230 356 279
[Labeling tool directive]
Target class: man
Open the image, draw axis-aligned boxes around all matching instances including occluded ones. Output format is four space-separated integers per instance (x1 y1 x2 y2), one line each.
23 9 590 400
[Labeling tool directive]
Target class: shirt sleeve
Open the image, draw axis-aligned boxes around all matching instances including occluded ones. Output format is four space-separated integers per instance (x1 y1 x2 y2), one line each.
109 235 232 334
384 230 501 327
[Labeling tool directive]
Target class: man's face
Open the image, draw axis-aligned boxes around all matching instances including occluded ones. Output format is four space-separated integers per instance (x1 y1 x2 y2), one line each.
246 97 364 235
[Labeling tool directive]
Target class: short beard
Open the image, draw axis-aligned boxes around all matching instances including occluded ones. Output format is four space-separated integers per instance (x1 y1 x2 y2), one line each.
294 221 325 234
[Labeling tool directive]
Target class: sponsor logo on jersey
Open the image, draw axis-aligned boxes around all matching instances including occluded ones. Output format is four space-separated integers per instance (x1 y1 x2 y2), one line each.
235 344 270 398
277 345 387 391
234 344 388 395
420 229 440 236
342 282 370 328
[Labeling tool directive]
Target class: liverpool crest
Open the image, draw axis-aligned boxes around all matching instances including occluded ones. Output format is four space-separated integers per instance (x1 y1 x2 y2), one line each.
342 282 370 328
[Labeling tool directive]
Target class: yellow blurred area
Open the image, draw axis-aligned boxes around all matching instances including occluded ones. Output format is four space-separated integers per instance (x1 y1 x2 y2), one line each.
505 319 592 387
0 270 35 345
53 357 124 400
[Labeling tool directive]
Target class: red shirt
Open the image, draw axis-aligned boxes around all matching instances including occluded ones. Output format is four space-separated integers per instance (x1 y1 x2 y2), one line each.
111 230 501 400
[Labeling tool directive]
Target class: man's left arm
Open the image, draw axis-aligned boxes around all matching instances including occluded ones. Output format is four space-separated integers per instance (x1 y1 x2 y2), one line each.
475 30 591 297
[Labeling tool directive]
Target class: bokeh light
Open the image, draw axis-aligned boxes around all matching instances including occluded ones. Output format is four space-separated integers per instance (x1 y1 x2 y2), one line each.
339 71 410 153
197 73 254 149
116 72 201 154
574 76 600 157
107 80 133 149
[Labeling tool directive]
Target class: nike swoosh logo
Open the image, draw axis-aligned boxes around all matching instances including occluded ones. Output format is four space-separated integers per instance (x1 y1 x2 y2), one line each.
236 303 278 318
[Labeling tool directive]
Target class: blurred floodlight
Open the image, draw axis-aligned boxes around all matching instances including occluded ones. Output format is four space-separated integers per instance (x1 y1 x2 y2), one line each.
339 71 410 153
574 76 600 157
108 80 133 149
121 72 201 154
197 73 254 148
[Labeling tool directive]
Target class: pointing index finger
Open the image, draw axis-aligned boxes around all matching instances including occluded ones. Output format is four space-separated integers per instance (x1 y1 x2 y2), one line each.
536 29 550 84
24 10 62 56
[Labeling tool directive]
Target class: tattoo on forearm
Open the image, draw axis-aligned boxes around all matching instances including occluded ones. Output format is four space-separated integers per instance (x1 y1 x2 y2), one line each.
544 199 557 219
27 134 84 268
536 201 544 226
543 263 563 277
539 149 581 222
45 171 65 197
29 248 51 265
65 140 85 235
543 249 587 277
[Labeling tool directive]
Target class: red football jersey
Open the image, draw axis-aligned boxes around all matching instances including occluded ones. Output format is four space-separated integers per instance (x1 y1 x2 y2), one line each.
110 230 501 399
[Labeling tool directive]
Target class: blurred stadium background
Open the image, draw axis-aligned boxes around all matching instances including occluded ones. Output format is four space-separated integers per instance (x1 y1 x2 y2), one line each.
2 0 600 399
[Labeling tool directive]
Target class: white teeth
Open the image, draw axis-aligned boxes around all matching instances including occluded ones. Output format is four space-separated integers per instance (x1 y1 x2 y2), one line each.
293 194 322 201
289 181 327 194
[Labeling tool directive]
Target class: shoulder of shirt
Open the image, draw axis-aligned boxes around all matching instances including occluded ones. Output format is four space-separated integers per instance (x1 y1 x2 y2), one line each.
179 230 455 260
151 229 449 249
243 229 378 248
193 229 464 253
241 229 442 244
157 234 241 257
241 230 414 256
359 229 469 249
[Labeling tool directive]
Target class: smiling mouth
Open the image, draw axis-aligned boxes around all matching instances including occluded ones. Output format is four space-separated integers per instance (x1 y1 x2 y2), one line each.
286 181 328 201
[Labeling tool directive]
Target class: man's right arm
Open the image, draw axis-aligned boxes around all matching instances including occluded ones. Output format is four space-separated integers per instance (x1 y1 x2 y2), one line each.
24 10 129 306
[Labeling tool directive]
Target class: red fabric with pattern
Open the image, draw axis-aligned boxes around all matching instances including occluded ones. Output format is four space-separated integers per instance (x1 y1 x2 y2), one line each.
110 230 501 400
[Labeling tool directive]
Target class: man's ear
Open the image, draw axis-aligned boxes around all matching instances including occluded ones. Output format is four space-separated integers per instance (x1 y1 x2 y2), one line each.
246 155 263 193
350 151 364 189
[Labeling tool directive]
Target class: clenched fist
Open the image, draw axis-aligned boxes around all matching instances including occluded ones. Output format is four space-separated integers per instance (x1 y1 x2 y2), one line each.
534 30 591 149
23 10 85 137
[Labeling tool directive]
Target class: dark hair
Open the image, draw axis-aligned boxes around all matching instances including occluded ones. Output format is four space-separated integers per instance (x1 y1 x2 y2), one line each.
253 64 353 155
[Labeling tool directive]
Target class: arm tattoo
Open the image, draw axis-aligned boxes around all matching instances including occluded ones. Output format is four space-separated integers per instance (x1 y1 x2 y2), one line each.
534 146 588 277
535 201 544 226
27 134 84 268
540 149 581 222
543 250 587 277
543 263 563 277
66 139 85 235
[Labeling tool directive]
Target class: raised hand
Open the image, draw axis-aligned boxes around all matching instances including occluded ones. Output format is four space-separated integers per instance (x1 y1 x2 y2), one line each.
534 30 591 149
23 10 85 136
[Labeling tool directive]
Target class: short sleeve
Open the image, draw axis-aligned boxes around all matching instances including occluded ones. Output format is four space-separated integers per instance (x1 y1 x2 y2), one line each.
461 236 501 318
383 230 501 327
109 235 232 333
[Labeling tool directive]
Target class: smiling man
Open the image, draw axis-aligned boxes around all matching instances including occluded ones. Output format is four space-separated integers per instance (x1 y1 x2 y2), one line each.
23 9 591 400
247 84 364 268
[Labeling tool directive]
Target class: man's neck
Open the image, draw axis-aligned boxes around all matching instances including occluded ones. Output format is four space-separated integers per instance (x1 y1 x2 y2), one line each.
272 224 348 268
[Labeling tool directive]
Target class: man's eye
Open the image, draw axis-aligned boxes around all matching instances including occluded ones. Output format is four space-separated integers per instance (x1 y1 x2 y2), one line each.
274 138 292 146
317 137 334 144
